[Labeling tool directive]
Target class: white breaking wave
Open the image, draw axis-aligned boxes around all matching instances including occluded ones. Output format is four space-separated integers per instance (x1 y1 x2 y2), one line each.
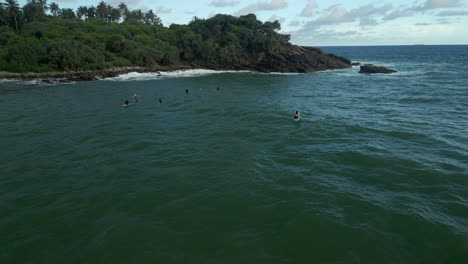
107 69 251 81
0 79 17 83
106 69 311 81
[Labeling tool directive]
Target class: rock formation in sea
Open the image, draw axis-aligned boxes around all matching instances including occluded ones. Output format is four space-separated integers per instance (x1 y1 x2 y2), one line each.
253 45 351 73
359 64 397 74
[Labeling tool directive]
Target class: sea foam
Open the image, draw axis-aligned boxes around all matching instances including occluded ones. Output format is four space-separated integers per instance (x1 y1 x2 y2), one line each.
107 69 251 81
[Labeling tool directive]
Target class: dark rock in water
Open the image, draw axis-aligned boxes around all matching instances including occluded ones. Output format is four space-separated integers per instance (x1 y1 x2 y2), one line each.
352 62 361 66
359 64 397 74
254 44 351 73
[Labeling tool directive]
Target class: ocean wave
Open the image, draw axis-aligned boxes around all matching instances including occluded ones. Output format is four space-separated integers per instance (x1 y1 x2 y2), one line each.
0 79 17 83
107 69 251 81
0 78 75 86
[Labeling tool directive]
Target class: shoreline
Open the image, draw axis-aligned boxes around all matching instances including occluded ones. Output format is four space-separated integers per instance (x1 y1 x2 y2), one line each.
0 65 211 83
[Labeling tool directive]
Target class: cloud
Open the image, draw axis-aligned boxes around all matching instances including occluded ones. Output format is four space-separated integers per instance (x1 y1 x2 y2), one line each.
306 4 392 27
157 6 172 14
382 7 414 20
436 10 468 16
291 28 364 45
108 0 141 8
383 0 463 20
292 3 392 45
300 2 318 17
423 0 462 9
234 0 288 16
209 0 240 7
288 20 301 27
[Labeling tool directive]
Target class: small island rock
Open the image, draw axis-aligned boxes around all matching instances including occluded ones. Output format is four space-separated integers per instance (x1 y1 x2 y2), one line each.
359 64 397 74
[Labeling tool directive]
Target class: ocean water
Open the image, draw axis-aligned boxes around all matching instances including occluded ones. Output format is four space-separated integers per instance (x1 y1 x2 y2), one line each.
1 45 467 263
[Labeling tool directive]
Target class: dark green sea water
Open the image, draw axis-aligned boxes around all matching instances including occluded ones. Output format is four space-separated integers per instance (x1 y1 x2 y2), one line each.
1 45 468 263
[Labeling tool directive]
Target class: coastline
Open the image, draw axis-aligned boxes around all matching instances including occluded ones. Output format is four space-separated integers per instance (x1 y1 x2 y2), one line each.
0 45 353 83
0 65 206 83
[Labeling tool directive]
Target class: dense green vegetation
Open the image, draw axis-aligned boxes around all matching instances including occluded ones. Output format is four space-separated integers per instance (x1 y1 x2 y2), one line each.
0 0 289 72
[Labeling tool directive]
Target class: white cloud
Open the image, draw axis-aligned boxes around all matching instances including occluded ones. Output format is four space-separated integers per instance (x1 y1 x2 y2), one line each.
383 0 464 20
157 6 172 14
300 2 318 17
306 4 392 26
235 0 288 16
436 10 468 16
288 20 301 27
108 0 141 8
423 0 462 9
209 0 240 7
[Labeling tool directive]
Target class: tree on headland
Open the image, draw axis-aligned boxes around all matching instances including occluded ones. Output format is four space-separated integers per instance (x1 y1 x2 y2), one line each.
96 1 109 21
118 2 128 21
0 2 8 26
0 0 290 73
76 6 87 20
109 7 121 23
86 5 96 19
4 0 22 33
59 8 76 20
23 0 48 23
49 2 59 17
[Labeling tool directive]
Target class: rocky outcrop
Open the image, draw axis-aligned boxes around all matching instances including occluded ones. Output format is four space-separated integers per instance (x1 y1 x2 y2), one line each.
0 44 352 82
352 62 361 66
254 44 351 73
359 64 397 74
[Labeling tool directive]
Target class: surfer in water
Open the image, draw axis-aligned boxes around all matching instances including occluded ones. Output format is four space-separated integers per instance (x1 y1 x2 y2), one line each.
133 94 140 102
185 88 189 95
124 99 130 105
159 97 163 104
294 111 301 120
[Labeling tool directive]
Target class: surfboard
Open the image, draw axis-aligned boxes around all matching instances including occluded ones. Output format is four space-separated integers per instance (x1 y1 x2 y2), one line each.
121 103 133 107
294 118 300 121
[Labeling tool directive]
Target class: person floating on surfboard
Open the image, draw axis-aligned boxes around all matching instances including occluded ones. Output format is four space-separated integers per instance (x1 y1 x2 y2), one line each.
133 94 140 102
294 111 301 120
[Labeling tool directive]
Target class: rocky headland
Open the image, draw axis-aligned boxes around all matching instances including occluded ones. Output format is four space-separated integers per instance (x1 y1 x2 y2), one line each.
0 44 352 82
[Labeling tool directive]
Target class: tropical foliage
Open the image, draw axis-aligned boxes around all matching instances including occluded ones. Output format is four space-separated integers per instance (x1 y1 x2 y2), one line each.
0 0 289 72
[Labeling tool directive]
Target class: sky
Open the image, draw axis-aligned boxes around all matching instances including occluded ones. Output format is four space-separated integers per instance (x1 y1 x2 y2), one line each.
19 0 468 46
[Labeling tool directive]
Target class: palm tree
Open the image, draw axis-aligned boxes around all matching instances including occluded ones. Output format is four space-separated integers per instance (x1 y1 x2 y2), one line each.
49 2 59 17
144 9 155 25
135 9 143 23
86 6 96 19
76 6 87 20
38 0 48 12
4 0 21 33
118 2 128 20
0 3 7 26
23 0 40 23
60 8 76 20
96 1 108 20
109 7 121 23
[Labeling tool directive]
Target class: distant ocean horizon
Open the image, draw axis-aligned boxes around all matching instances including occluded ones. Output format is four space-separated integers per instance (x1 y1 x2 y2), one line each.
1 45 467 263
